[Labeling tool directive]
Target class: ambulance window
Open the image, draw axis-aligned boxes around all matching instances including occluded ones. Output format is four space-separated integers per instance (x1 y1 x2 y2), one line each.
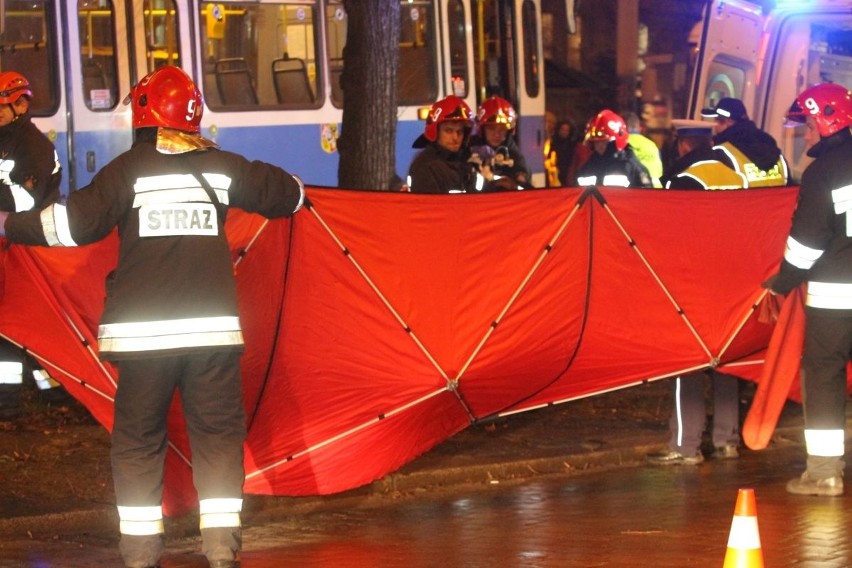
399 2 438 105
447 0 469 98
78 0 120 111
521 0 540 98
144 0 181 72
0 0 59 116
702 60 745 108
201 2 322 111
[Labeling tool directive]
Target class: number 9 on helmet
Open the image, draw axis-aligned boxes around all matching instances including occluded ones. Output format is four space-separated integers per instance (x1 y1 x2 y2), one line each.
785 83 852 139
126 66 204 133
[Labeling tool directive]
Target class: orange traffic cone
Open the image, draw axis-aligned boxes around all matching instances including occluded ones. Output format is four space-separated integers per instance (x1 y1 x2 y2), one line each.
723 488 764 568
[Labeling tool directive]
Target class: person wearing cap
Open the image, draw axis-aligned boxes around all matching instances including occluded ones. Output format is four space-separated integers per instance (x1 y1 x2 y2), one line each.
765 83 852 497
701 97 789 187
0 70 66 421
647 119 749 467
661 120 746 190
0 66 305 568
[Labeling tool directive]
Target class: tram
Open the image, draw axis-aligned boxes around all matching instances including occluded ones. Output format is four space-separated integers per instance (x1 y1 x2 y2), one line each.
1 0 549 194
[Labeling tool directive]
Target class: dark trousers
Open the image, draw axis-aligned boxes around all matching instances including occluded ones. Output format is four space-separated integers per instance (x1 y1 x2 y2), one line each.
668 370 740 454
801 310 852 433
112 350 246 507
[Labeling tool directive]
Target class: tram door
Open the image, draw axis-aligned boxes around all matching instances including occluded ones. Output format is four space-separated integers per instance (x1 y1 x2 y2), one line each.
471 0 545 187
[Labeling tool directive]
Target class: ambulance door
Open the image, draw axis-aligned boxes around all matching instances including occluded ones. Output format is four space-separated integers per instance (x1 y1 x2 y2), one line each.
755 3 852 181
687 0 764 121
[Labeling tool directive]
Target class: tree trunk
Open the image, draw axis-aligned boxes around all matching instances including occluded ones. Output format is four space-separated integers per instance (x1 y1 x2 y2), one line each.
338 0 400 190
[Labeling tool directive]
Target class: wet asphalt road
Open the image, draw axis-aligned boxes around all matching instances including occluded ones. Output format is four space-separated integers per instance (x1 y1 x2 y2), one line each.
2 441 850 567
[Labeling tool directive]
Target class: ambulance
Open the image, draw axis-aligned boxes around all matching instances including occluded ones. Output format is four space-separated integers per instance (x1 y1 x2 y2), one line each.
690 0 852 180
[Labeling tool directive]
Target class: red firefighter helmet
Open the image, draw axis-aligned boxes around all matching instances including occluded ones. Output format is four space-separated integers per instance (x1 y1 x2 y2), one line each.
476 96 517 132
0 71 32 105
128 66 203 133
423 95 473 142
584 109 629 151
785 83 852 138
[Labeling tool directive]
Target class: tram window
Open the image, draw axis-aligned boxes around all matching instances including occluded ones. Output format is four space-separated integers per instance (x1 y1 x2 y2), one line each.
399 2 437 105
324 1 437 108
201 2 321 111
471 0 507 102
78 0 119 111
521 0 539 98
0 0 59 115
144 0 181 72
447 0 469 97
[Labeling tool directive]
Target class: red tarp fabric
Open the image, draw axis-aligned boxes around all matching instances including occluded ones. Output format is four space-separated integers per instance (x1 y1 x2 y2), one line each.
1 185 824 515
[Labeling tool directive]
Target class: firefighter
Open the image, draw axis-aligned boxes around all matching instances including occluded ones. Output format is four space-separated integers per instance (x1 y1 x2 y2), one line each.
0 70 64 420
468 95 532 189
767 82 852 497
407 95 510 194
0 66 305 567
701 97 789 187
574 109 653 188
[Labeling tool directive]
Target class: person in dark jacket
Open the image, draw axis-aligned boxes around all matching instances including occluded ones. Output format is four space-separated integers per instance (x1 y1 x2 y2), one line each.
575 109 652 188
468 96 531 189
767 83 852 497
0 66 305 568
0 70 65 420
701 97 789 187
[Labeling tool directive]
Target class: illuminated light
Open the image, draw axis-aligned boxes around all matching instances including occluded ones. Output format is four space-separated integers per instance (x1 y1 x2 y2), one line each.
417 106 430 120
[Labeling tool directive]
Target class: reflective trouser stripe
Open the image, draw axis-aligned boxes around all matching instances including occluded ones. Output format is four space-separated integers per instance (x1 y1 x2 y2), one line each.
804 429 845 457
0 362 23 385
32 370 60 391
117 505 165 536
199 498 242 529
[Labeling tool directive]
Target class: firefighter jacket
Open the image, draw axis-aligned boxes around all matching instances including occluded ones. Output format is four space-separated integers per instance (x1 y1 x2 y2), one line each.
0 114 61 212
5 138 305 359
575 143 653 188
662 146 746 190
408 142 491 194
772 127 852 313
712 120 788 188
468 134 532 189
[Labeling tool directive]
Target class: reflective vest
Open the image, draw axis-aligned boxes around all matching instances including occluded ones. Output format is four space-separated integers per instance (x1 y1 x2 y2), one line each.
666 159 747 190
713 142 788 188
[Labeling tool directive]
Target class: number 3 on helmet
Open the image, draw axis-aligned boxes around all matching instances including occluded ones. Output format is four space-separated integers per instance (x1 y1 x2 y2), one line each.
127 66 204 133
423 95 473 142
786 83 852 138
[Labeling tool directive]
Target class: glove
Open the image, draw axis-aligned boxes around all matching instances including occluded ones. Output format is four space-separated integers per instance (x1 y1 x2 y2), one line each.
761 273 779 294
